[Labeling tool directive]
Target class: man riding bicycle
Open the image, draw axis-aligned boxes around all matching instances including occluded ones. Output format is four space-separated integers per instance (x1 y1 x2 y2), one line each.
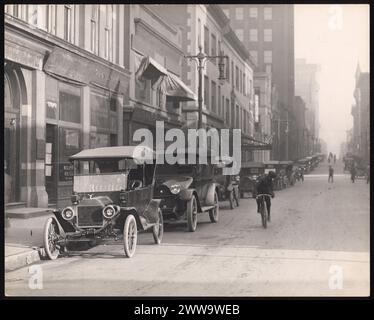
255 171 276 220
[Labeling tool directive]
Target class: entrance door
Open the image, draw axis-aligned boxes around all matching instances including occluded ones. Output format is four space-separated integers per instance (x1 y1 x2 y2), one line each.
4 113 20 203
46 124 58 205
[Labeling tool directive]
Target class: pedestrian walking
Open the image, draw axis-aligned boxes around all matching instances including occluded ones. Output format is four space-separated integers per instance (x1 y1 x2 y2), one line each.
328 165 334 183
333 154 336 164
350 165 356 183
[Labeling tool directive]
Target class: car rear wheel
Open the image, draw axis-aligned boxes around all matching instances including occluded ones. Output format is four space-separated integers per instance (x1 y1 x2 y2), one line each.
123 215 137 258
209 191 219 223
43 217 62 260
152 208 164 244
186 195 198 232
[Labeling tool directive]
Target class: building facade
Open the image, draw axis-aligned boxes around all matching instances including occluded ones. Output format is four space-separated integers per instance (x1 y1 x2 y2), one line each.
4 4 194 209
221 4 295 160
352 64 370 165
150 4 257 161
295 58 320 156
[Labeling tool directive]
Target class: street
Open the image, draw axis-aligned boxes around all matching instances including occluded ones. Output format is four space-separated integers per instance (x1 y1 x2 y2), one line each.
5 160 370 296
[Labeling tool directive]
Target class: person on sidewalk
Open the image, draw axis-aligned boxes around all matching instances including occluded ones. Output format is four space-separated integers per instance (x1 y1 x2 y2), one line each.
328 165 334 183
350 164 356 183
333 154 336 164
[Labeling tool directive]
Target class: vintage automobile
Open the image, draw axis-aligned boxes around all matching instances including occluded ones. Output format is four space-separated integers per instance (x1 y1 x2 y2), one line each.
43 146 163 260
238 162 265 198
154 149 220 232
296 158 310 174
214 158 240 209
263 161 283 190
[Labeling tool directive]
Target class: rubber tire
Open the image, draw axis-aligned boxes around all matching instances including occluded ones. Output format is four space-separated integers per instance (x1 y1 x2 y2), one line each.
186 195 198 232
229 190 234 209
261 204 267 229
123 215 138 258
152 208 164 244
43 217 61 260
209 191 219 223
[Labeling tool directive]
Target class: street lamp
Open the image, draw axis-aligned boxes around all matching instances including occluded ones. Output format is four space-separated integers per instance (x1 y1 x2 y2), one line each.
185 45 228 129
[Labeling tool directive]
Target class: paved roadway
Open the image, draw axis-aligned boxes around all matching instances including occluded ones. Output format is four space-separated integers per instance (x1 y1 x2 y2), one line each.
5 159 370 296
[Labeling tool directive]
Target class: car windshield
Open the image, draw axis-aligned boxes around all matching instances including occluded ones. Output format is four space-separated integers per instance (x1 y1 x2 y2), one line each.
72 158 140 193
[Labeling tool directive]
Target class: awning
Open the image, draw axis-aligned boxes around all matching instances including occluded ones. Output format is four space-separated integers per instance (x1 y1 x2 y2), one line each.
164 72 197 102
136 56 168 83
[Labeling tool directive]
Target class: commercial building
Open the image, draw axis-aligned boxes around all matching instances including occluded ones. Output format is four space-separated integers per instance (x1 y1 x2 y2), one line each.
351 63 370 164
4 4 194 209
151 4 259 161
295 58 320 155
221 4 295 160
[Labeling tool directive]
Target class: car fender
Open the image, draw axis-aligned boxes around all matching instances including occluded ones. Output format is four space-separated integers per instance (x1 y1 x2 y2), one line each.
179 188 195 201
205 183 218 206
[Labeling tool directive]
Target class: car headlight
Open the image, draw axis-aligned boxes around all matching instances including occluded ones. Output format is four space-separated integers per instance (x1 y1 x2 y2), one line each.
102 205 117 219
61 207 75 220
170 184 181 195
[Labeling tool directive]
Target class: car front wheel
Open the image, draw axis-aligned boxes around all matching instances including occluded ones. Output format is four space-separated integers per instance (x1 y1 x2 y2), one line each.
186 195 198 232
43 217 62 260
209 191 219 223
152 208 164 244
123 215 137 258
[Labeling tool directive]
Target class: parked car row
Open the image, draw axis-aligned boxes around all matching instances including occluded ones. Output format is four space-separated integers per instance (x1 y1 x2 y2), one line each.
239 154 323 198
43 146 242 260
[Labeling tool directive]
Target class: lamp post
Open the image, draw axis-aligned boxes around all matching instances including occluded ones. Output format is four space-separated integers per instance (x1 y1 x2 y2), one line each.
185 45 228 129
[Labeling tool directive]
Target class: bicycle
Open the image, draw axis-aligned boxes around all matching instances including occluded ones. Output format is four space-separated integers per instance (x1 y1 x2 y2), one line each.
256 194 272 229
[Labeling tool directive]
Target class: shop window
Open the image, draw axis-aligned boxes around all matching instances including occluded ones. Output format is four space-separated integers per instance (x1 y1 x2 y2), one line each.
59 85 81 124
59 127 80 163
90 132 110 148
91 91 111 130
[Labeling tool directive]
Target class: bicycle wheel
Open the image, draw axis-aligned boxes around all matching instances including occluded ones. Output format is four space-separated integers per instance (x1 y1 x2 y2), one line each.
261 203 267 229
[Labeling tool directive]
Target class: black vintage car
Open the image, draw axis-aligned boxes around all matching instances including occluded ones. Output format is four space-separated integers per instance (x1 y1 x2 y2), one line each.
238 161 265 198
43 146 163 259
154 149 220 232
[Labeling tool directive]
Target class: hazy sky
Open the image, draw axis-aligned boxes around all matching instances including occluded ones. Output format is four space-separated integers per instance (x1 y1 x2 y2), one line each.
294 5 369 156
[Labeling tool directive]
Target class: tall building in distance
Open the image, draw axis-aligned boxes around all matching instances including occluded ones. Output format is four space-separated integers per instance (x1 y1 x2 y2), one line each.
295 58 320 155
221 4 295 160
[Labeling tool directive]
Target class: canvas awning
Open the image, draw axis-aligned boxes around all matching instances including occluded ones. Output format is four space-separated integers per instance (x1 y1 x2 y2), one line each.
164 72 197 102
136 56 168 83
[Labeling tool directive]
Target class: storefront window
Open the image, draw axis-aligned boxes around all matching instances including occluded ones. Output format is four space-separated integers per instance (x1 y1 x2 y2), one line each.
91 91 110 129
59 127 80 182
59 84 81 123
90 132 110 148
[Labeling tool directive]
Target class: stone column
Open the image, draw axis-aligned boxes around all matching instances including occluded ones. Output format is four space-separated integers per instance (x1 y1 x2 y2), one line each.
29 69 48 207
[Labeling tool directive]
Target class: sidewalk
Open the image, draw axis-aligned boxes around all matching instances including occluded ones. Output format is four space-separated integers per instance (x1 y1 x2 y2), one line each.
5 207 53 272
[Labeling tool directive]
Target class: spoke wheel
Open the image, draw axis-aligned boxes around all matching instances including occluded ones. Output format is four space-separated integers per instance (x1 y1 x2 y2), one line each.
43 217 62 260
186 195 198 232
123 215 138 258
261 203 267 229
209 191 219 223
152 208 164 244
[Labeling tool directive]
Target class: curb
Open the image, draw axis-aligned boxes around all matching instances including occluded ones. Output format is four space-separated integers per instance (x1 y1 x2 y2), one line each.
5 247 44 272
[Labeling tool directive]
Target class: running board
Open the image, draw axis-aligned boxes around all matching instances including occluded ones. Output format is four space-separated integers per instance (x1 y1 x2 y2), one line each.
201 205 214 212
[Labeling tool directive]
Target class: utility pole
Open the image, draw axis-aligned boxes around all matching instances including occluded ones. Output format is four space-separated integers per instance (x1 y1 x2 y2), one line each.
185 45 228 129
